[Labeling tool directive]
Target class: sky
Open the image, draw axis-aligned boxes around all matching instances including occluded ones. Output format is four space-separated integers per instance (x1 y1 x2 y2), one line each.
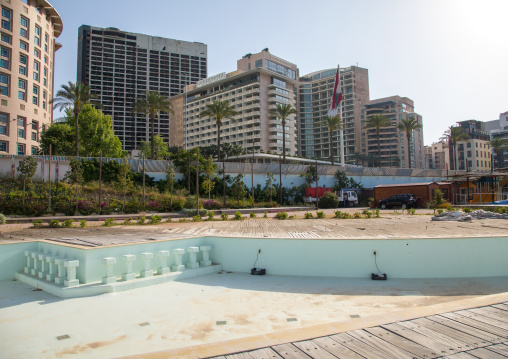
49 0 508 145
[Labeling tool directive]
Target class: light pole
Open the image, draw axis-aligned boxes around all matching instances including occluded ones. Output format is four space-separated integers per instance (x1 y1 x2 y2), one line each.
182 72 189 150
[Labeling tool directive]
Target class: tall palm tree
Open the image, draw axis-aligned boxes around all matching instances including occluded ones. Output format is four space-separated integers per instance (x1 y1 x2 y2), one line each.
364 114 392 167
269 103 297 164
199 100 238 162
132 91 173 160
490 137 507 169
442 126 469 171
50 81 98 156
322 115 343 165
398 117 423 168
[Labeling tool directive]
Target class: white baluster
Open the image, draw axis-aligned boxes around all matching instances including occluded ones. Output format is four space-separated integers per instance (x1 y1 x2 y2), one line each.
54 258 67 285
38 253 47 279
102 257 117 284
140 253 154 278
157 251 170 275
200 246 212 267
30 252 39 276
24 251 32 274
46 256 57 282
64 260 79 287
122 255 136 281
172 249 185 272
187 247 199 269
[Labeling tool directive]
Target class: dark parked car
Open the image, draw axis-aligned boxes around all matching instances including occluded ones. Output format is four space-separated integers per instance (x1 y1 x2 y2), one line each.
379 194 417 209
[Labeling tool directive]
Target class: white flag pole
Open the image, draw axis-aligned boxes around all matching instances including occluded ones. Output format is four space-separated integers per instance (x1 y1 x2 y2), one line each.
338 65 345 166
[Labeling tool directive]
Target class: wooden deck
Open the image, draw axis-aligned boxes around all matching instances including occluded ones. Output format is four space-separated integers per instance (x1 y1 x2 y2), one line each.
208 302 508 358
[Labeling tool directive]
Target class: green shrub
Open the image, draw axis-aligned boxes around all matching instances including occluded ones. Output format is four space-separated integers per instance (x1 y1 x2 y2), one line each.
32 219 44 228
124 198 140 214
123 217 132 225
0 213 6 225
353 212 361 219
319 192 339 209
192 215 201 222
178 218 187 223
446 205 456 212
171 198 185 212
288 215 296 219
363 209 372 218
62 219 74 228
221 213 228 221
433 189 444 206
408 208 415 215
148 214 162 224
234 211 243 220
316 211 325 219
263 212 268 218
276 211 288 220
79 220 87 228
208 211 214 220
49 220 60 228
181 208 208 217
250 212 257 218
183 196 203 209
437 209 444 214
137 216 146 225
165 217 172 223
304 212 314 219
103 218 115 227
374 209 380 218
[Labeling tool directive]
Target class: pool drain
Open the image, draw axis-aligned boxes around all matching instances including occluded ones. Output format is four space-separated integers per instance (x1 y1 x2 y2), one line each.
216 321 227 325
56 335 70 340
138 322 151 327
286 318 298 322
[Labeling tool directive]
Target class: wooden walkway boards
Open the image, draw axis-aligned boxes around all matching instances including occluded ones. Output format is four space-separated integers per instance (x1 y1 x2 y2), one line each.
208 302 508 359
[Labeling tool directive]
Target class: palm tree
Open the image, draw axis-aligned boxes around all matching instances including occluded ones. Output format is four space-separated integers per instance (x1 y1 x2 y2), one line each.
269 103 297 163
490 137 507 169
364 114 392 167
50 81 98 156
132 91 173 160
322 115 343 165
442 126 469 171
398 117 423 168
199 100 238 162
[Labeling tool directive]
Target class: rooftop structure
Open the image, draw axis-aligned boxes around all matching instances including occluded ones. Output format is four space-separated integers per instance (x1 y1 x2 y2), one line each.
77 25 207 152
450 120 492 171
0 0 62 155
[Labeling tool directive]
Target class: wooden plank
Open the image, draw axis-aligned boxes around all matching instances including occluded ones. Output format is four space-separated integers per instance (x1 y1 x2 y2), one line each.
292 340 341 359
486 344 508 357
271 343 312 359
478 307 508 321
346 329 419 359
397 320 472 351
311 336 364 359
441 353 480 359
329 332 393 359
492 304 508 312
226 353 254 359
426 315 503 344
382 323 461 355
246 348 283 359
441 312 508 339
467 308 508 325
452 310 508 333
365 326 440 358
466 347 508 358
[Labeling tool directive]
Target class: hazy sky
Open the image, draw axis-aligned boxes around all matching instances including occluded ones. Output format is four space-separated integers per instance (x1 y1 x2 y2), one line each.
50 0 508 145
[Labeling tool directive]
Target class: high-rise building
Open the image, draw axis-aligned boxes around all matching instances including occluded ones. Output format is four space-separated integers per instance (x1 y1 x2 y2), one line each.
450 120 491 171
363 96 424 168
0 0 62 155
298 66 369 163
425 141 449 170
487 111 508 169
170 49 299 155
77 25 207 152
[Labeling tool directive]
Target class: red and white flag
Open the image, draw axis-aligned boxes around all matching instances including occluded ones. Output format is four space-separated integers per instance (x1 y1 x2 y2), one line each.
328 66 343 117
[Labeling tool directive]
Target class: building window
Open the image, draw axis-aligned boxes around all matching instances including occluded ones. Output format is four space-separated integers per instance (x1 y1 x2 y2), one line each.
1 32 10 44
18 79 26 100
31 131 37 140
31 146 37 155
34 48 40 58
44 55 47 64
17 128 24 138
0 46 9 69
44 32 48 43
0 141 6 152
20 28 28 39
1 7 11 31
17 144 24 155
0 72 8 96
0 112 7 135
20 16 28 28
20 40 27 51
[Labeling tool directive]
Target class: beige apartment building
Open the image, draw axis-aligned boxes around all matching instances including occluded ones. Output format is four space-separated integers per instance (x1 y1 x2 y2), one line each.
425 141 450 170
452 120 491 172
362 96 424 168
0 0 61 155
170 49 299 155
299 66 369 162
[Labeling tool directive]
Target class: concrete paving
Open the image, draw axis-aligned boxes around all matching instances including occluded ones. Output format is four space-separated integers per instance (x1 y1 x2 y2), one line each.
2 273 508 358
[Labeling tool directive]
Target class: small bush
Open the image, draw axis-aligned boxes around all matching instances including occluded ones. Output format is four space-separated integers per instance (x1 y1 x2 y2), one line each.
250 212 257 218
178 218 187 223
137 216 146 225
181 208 208 217
276 211 288 220
408 208 416 215
148 214 162 224
32 220 44 228
288 215 296 219
234 211 243 220
0 213 6 225
79 220 87 228
316 211 325 219
62 219 74 228
263 212 268 218
123 217 132 225
192 215 201 222
103 218 115 227
433 189 444 206
221 213 228 221
446 205 456 212
353 212 361 219
304 212 314 219
374 209 380 218
437 209 444 214
165 217 172 223
363 209 372 218
319 192 339 209
49 220 60 228
208 211 214 220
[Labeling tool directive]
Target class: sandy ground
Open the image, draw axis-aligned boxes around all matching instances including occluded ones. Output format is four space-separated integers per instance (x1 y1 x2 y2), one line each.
2 273 508 359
